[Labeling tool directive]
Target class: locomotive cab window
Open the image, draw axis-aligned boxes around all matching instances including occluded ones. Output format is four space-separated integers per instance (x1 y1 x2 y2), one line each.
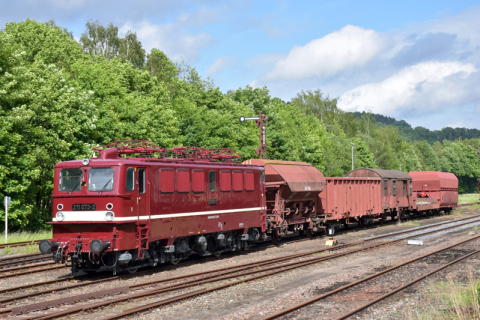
126 168 135 191
88 168 114 192
59 168 83 192
138 168 145 194
209 171 216 192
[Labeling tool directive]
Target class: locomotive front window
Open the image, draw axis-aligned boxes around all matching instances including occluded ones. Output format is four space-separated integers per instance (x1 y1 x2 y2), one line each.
59 169 83 192
88 168 114 192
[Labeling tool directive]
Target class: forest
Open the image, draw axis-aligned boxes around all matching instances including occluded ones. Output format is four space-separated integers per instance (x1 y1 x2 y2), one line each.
1 19 480 231
351 111 480 144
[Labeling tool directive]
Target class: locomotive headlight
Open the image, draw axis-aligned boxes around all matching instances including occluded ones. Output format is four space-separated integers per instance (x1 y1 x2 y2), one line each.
106 203 113 210
57 203 64 210
56 212 65 222
105 211 115 221
82 159 90 166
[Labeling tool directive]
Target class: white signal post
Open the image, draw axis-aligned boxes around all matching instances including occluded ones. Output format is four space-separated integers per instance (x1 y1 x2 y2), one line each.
239 112 269 159
4 196 10 244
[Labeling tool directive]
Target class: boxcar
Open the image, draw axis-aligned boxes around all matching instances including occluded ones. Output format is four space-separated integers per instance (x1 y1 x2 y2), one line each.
345 168 413 219
317 177 383 226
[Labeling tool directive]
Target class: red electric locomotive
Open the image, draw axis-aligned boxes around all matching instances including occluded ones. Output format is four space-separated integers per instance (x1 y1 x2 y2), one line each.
39 141 266 274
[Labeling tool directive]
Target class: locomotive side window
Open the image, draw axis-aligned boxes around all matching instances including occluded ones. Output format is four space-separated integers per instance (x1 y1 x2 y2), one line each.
192 170 205 193
209 171 216 192
126 168 135 191
233 170 243 192
245 171 254 191
176 169 190 193
160 169 174 193
59 168 83 192
220 170 232 192
88 168 114 192
138 168 145 194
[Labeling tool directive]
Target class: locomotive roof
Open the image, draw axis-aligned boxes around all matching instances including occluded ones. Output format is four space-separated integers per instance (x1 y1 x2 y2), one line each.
345 168 412 180
55 157 260 169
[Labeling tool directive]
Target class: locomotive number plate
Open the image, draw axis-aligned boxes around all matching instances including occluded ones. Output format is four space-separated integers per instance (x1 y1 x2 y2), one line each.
72 204 96 211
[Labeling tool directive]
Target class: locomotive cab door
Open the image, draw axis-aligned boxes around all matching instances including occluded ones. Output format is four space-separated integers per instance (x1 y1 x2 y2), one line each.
136 167 147 219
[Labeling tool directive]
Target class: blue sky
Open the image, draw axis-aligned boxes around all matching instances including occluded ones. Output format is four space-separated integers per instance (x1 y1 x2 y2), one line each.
2 0 480 130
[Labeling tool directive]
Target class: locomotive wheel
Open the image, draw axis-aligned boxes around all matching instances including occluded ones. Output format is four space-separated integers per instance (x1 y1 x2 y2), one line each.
271 233 281 246
127 267 139 274
306 228 313 239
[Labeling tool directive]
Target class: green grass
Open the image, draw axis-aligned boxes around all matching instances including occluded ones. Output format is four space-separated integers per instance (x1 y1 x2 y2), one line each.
415 271 480 320
459 193 480 204
0 230 51 245
0 231 51 256
402 220 421 227
311 252 328 257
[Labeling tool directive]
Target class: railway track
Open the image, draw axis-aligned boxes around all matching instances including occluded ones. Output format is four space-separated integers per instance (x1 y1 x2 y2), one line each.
0 207 477 292
0 211 477 293
2 211 480 319
0 240 40 250
261 234 480 319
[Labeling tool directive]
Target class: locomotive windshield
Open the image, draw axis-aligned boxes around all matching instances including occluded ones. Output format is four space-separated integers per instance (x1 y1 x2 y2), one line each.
88 168 114 192
59 169 83 192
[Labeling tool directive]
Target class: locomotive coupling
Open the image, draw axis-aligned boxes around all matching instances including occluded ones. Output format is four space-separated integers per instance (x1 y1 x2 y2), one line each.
39 240 60 254
90 239 111 254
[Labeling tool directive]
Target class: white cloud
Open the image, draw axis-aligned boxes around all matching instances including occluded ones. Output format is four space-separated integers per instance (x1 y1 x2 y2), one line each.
120 20 213 63
263 25 390 81
338 61 477 115
207 56 238 75
178 6 223 27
